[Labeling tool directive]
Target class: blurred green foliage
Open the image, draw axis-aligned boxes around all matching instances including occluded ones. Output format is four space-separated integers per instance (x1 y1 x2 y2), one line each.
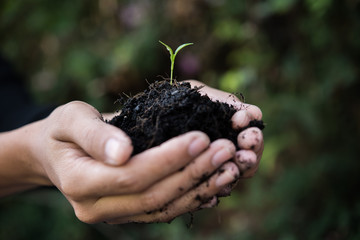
1 0 360 239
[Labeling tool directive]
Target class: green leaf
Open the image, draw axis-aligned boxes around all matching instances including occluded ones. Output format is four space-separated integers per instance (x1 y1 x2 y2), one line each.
174 43 193 58
159 40 173 59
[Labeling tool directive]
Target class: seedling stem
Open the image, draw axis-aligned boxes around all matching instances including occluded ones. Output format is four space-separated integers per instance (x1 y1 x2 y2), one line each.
159 41 193 85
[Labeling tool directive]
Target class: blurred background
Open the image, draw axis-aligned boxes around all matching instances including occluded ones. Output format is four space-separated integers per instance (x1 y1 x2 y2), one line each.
1 0 360 239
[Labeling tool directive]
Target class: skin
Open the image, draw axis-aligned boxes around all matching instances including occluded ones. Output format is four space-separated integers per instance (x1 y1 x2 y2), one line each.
187 80 264 179
0 81 263 224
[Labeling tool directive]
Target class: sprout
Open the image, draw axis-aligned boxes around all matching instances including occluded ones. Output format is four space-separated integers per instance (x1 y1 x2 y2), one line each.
159 41 193 85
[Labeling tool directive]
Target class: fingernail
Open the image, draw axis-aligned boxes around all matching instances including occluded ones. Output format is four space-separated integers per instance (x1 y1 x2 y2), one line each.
105 138 121 165
216 168 238 187
188 135 210 157
211 147 235 167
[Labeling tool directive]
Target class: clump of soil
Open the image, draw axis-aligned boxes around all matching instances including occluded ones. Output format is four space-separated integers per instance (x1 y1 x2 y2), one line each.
108 81 264 155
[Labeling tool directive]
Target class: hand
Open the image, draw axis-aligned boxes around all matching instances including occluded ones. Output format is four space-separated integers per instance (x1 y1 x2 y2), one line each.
186 80 264 178
2 101 239 224
117 81 265 222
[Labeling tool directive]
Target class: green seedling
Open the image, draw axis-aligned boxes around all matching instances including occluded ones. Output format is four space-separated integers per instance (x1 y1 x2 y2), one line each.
159 41 193 85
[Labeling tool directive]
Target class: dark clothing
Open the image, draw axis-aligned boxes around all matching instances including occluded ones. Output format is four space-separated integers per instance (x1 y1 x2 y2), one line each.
0 56 55 132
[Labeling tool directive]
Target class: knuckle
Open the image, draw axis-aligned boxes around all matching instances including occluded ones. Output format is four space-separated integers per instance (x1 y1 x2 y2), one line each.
47 102 82 136
115 174 144 193
57 171 92 201
63 101 89 111
56 101 82 119
59 179 83 200
188 161 205 182
53 101 98 123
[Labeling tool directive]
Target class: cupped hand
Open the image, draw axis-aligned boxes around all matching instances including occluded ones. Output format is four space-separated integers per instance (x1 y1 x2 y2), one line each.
28 101 238 224
186 80 264 178
127 80 265 222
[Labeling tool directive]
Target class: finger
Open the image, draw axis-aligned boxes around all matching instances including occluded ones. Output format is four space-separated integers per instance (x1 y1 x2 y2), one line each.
245 104 263 120
83 139 234 220
231 110 253 129
123 131 211 191
237 127 263 154
237 127 264 177
61 131 210 200
186 80 263 124
145 139 235 196
199 196 219 209
135 139 235 210
105 162 239 224
234 150 258 178
52 101 133 166
216 179 239 197
186 80 244 107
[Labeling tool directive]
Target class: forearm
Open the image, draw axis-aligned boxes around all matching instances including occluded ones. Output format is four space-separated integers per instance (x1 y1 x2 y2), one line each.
0 122 51 197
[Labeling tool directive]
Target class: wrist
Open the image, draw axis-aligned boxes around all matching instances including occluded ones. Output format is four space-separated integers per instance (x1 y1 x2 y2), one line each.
18 120 52 186
0 121 52 196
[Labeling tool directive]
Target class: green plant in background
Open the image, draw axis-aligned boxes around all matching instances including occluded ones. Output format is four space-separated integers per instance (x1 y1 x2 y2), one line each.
159 41 193 85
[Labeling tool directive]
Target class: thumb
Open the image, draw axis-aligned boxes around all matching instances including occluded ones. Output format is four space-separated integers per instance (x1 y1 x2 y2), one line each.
52 101 133 166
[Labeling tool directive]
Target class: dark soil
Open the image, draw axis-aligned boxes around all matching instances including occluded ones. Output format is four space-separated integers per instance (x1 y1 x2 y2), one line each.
108 81 264 155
